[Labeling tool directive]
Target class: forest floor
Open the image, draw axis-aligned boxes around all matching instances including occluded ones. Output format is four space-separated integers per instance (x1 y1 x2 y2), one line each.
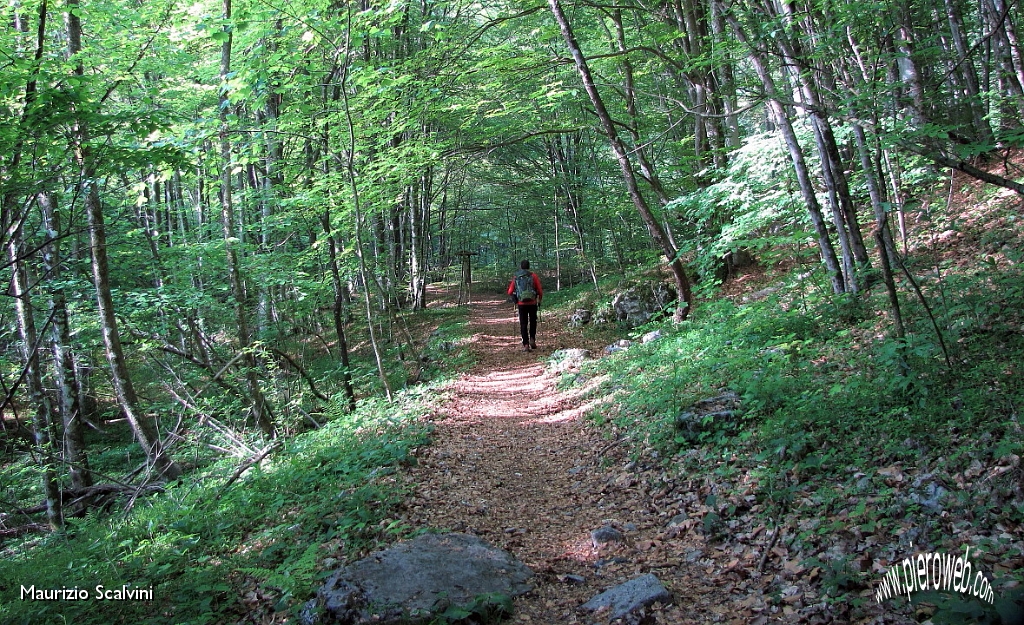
398 296 876 624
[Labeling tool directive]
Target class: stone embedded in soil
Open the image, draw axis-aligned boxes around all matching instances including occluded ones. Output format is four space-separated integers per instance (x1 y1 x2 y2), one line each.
590 524 625 548
640 329 663 344
667 513 689 527
580 573 672 621
303 532 533 625
548 348 591 373
611 281 677 327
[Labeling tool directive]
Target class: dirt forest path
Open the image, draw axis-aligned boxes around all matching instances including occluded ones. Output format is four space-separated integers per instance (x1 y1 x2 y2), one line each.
400 296 753 624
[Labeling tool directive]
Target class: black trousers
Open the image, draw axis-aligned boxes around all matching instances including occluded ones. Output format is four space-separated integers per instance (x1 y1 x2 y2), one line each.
517 304 538 345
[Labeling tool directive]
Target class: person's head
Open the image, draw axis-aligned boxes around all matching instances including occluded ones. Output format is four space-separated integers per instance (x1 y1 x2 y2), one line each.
520 259 530 270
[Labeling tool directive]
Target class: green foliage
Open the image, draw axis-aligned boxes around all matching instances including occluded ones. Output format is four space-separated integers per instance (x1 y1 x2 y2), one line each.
430 592 514 624
419 308 474 381
580 254 1024 594
0 390 435 625
912 587 1024 625
667 131 814 284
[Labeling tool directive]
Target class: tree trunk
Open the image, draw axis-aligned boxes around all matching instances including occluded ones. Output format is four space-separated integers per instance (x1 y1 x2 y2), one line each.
219 0 275 437
717 0 845 293
549 0 692 319
776 0 869 290
943 0 994 144
341 3 393 399
66 0 181 480
39 192 92 490
7 220 63 529
320 213 357 411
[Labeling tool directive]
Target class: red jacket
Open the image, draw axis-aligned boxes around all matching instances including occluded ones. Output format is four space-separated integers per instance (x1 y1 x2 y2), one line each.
508 271 542 306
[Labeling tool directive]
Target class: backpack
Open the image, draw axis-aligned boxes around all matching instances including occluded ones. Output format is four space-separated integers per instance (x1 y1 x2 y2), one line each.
514 271 538 303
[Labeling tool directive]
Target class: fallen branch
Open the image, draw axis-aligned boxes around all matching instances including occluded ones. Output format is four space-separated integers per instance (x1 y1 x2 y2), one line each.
8 482 165 519
270 348 330 402
597 437 627 457
0 522 49 539
64 483 164 510
215 442 282 500
757 520 784 573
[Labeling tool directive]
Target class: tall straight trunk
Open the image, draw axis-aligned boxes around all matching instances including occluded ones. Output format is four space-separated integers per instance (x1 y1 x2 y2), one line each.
546 135 588 264
549 0 692 319
7 233 63 529
340 4 393 399
670 0 729 165
321 213 357 411
717 0 845 293
611 10 671 207
874 228 906 339
943 0 994 143
982 0 1024 121
84 185 182 479
256 49 283 335
409 167 430 311
553 206 562 290
136 174 165 288
777 0 869 290
39 192 92 490
895 21 931 129
66 0 181 480
708 0 741 151
219 0 275 437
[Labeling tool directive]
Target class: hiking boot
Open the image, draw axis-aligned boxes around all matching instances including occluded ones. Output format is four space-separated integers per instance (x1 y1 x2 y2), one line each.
522 344 530 351
530 342 537 350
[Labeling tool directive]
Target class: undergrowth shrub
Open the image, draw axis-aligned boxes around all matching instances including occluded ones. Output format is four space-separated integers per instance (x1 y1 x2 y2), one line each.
667 131 814 284
593 259 1024 474
583 254 1024 612
0 389 436 625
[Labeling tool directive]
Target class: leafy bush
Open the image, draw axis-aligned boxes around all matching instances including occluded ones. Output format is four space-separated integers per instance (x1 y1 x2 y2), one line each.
667 131 815 284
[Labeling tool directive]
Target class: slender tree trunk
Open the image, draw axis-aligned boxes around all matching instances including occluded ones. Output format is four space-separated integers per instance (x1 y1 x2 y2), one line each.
776 0 869 290
320 213 357 411
550 0 693 319
39 192 92 490
983 0 1024 119
874 227 906 339
943 0 994 143
409 168 430 311
7 221 63 529
546 134 590 277
83 184 182 479
895 21 931 129
610 10 672 207
340 4 393 399
717 0 845 293
2 1 67 512
219 0 275 437
66 0 181 480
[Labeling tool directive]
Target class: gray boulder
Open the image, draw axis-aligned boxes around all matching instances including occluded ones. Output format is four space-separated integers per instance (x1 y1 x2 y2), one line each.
568 308 593 327
304 533 533 625
604 339 632 355
611 282 677 328
580 573 671 621
590 525 624 549
549 348 591 373
674 392 742 444
640 330 663 344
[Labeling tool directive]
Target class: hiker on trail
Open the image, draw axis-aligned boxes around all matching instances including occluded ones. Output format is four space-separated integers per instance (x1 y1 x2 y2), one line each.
507 260 543 351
